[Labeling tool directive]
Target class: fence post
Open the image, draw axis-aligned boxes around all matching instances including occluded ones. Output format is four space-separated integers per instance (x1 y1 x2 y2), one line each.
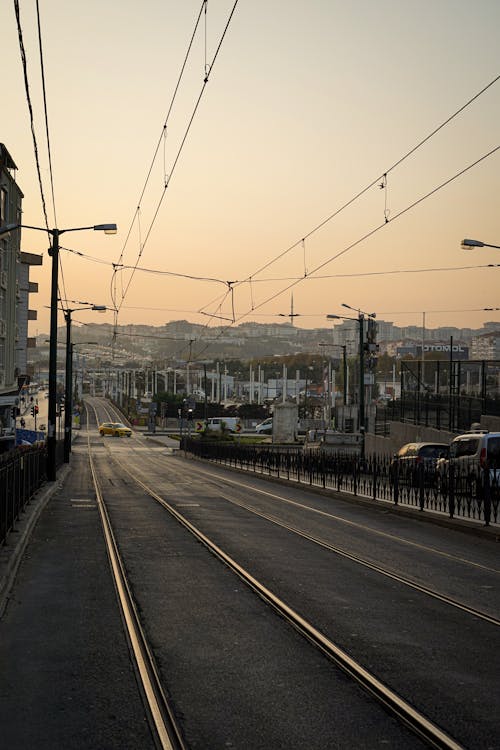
393 461 399 506
483 468 491 527
448 464 455 519
418 462 425 512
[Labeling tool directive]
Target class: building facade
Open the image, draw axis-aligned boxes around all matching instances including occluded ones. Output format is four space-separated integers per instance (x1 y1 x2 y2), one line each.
0 144 42 451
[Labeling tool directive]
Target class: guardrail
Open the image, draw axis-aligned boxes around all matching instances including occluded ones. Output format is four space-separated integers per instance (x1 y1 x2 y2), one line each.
183 439 499 527
0 444 47 547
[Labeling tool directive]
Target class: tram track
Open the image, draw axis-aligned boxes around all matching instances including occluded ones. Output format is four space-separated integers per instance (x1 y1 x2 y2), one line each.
107 428 500 628
85 401 186 750
83 399 467 749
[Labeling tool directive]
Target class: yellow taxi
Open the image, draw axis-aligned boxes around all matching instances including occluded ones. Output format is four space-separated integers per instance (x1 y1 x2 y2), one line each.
98 422 132 438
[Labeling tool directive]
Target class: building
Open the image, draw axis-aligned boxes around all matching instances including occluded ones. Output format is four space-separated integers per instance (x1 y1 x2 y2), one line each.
17 250 43 383
0 144 24 449
471 332 500 360
0 144 42 451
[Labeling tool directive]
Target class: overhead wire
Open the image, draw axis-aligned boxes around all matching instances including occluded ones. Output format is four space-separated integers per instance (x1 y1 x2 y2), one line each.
14 0 72 319
35 0 57 229
233 146 500 321
116 0 240 318
110 0 208 342
190 145 499 361
112 1 207 274
223 74 500 290
13 0 50 231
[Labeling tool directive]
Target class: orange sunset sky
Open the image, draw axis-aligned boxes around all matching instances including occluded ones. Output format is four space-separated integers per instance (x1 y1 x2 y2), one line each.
2 0 499 342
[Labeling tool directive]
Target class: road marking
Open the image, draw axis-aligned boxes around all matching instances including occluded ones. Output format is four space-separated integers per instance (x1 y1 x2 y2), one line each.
70 498 96 508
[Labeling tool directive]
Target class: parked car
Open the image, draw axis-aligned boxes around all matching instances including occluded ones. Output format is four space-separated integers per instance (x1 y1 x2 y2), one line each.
389 442 449 486
99 422 132 437
255 417 273 435
438 430 500 497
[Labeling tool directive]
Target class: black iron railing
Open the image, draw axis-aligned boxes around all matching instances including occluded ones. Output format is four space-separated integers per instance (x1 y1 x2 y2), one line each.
182 439 499 526
0 444 47 547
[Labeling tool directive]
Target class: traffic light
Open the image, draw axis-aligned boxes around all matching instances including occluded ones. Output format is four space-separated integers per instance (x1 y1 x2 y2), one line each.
31 406 35 417
34 405 39 414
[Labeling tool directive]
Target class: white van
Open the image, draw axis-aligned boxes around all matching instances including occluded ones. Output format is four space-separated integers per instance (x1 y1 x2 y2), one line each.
205 417 241 433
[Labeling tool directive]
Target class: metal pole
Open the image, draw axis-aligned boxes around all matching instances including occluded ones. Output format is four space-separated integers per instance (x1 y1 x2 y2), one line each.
421 311 425 392
343 346 347 406
448 335 453 431
47 229 59 481
203 364 208 420
359 314 365 444
63 310 73 463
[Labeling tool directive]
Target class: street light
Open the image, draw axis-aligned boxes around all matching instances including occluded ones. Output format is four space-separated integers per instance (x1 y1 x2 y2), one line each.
319 342 348 405
461 238 500 250
0 222 116 480
327 304 376 454
64 305 106 463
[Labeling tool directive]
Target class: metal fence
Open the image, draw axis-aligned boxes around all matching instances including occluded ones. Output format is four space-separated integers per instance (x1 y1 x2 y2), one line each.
183 440 499 527
0 444 47 547
389 358 500 432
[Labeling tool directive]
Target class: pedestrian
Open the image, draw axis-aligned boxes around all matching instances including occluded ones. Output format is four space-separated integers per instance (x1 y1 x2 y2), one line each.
20 417 26 428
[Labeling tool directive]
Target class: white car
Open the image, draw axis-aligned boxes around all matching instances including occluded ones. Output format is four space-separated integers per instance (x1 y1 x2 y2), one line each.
255 418 272 434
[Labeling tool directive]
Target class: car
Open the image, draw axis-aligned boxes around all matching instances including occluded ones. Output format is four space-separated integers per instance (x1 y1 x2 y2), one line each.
255 417 273 435
98 422 132 437
389 442 449 486
438 430 500 497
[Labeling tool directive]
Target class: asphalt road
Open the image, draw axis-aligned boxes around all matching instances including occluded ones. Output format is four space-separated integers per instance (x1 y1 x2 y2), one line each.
1 413 499 748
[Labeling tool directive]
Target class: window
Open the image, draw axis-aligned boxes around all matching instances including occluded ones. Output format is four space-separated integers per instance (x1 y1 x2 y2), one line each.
0 188 6 224
486 438 500 462
451 438 479 458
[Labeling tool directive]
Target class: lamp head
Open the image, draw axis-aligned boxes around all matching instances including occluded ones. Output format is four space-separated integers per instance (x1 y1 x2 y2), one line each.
93 224 117 234
461 238 484 249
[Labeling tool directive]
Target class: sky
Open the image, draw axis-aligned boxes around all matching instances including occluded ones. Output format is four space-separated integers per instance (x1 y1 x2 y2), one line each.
2 0 500 348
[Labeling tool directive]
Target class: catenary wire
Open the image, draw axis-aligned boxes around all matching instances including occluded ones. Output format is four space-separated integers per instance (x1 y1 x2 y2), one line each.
13 0 50 232
115 0 240 317
190 145 499 360
35 0 57 228
226 74 499 288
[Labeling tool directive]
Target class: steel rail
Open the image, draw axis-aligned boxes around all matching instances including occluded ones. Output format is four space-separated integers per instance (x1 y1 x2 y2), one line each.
163 457 500 574
84 405 186 750
118 446 500 627
86 398 500 617
107 450 463 750
208 484 500 628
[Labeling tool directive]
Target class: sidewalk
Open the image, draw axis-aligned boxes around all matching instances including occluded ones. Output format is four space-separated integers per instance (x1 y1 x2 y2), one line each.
0 446 155 749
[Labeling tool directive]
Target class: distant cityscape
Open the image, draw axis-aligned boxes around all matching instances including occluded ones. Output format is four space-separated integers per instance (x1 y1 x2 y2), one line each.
32 317 500 365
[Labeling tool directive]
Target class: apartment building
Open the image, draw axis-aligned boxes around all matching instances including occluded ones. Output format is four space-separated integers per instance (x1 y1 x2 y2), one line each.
0 144 42 451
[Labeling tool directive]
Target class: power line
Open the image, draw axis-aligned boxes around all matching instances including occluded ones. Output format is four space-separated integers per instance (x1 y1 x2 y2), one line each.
112 1 207 276
196 74 500 301
35 0 57 228
191 145 499 361
13 0 49 231
215 146 500 324
113 1 240 321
